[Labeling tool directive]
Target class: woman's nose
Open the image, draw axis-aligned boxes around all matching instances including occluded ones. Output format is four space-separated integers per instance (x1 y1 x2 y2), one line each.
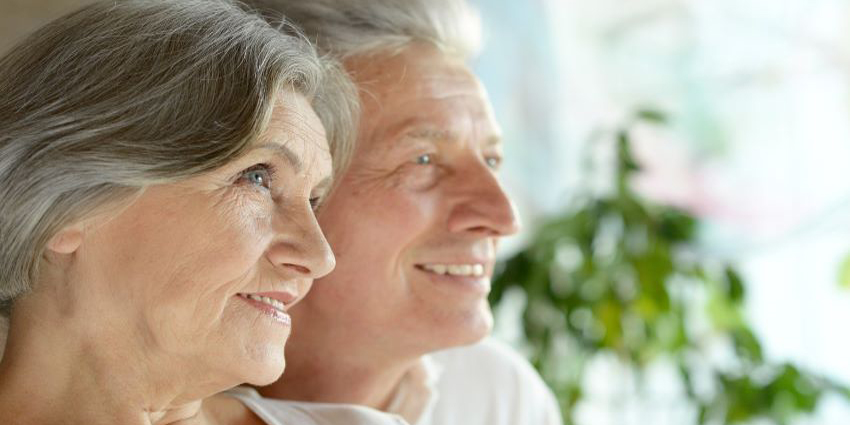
265 205 336 280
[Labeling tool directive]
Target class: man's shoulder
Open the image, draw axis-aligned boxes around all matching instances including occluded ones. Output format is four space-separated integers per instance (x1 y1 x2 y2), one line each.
429 337 540 386
421 338 563 425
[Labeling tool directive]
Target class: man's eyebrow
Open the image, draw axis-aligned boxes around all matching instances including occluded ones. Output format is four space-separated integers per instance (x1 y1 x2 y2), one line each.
405 128 503 147
253 143 301 173
484 135 503 148
406 128 454 141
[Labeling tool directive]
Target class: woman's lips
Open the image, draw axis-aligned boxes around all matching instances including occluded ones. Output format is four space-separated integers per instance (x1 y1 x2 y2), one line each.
236 293 291 325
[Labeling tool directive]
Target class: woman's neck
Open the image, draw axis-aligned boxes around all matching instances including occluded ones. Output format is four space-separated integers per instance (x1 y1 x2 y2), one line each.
0 304 220 425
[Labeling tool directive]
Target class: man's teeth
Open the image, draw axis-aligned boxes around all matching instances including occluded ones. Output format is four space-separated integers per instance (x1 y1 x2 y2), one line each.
421 264 485 277
239 294 286 312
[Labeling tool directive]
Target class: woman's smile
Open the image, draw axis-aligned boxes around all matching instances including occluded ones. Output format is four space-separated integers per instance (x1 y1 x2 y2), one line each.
236 291 300 326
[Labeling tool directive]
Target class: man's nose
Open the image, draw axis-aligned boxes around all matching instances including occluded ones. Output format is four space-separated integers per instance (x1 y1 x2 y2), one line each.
265 204 336 280
447 161 521 237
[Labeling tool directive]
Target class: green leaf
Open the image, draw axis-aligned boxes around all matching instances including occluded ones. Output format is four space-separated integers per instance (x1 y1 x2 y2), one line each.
839 253 850 289
724 267 746 303
635 108 668 124
731 328 764 363
617 131 641 174
657 209 697 243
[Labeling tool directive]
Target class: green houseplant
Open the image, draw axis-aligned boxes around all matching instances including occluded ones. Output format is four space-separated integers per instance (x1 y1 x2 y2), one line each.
490 111 850 425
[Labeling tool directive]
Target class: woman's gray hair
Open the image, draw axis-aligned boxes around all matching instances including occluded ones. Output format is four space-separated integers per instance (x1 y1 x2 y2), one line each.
244 0 482 60
0 0 358 315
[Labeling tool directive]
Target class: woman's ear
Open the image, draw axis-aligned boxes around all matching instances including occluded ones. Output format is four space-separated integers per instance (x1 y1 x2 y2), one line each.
46 225 84 254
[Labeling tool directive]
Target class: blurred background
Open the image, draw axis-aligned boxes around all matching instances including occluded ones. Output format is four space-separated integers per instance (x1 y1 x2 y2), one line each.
469 0 850 424
3 0 850 424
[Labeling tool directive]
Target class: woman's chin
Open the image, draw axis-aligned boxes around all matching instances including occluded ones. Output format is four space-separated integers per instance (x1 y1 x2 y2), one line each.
237 343 288 386
223 301 292 385
244 362 286 387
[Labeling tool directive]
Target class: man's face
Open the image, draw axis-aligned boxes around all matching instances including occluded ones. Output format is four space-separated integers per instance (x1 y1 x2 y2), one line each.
295 43 519 355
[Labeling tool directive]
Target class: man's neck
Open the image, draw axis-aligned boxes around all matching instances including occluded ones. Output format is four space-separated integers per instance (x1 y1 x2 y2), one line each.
258 335 420 412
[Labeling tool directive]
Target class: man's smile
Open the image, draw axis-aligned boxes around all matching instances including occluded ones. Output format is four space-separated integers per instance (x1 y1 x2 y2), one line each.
416 263 486 277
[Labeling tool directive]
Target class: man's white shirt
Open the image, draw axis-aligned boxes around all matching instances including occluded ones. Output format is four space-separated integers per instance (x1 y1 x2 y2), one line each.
415 338 563 425
238 338 563 425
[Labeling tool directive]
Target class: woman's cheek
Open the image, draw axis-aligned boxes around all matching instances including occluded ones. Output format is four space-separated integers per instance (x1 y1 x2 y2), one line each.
226 190 275 237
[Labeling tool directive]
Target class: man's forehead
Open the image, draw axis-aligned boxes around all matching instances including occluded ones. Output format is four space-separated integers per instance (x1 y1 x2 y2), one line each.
346 44 501 150
381 110 502 142
349 44 482 98
405 127 504 152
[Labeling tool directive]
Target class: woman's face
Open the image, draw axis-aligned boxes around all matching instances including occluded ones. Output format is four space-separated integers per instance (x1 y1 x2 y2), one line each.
63 92 334 387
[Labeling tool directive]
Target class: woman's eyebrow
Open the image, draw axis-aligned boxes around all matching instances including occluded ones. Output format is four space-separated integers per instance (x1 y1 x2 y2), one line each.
253 143 302 172
315 176 332 192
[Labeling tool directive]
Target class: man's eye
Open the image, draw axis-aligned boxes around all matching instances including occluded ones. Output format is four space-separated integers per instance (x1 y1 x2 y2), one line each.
415 154 433 165
237 164 273 190
485 156 502 170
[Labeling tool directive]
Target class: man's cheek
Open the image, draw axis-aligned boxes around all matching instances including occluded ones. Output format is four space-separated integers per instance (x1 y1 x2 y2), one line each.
375 192 438 230
394 164 443 191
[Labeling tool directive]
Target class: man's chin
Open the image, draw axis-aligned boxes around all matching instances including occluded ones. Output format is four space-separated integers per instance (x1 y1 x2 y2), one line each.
429 301 494 349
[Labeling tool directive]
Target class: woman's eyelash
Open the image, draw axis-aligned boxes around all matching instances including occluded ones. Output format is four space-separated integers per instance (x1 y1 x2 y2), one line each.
236 163 278 190
236 164 326 211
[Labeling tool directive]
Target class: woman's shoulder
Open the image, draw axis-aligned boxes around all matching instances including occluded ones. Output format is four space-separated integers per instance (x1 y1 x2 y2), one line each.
204 392 269 425
223 387 411 425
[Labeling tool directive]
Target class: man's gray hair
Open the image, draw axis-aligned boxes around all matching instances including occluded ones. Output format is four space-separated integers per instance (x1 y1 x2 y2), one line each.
245 0 482 60
0 0 358 315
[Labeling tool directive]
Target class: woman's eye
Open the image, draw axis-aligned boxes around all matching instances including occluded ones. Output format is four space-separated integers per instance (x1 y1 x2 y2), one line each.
237 164 273 190
309 196 322 212
415 153 433 165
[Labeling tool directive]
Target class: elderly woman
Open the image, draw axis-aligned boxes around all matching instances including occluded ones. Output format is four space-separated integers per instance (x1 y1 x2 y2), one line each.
0 1 408 424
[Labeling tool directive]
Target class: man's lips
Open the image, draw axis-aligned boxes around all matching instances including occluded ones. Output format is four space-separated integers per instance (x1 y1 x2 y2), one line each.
414 261 493 296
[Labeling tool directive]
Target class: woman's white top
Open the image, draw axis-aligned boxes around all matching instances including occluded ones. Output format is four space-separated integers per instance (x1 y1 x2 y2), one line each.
226 387 410 425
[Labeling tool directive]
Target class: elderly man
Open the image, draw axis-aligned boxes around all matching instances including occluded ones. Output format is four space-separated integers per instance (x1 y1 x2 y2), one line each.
243 1 563 424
